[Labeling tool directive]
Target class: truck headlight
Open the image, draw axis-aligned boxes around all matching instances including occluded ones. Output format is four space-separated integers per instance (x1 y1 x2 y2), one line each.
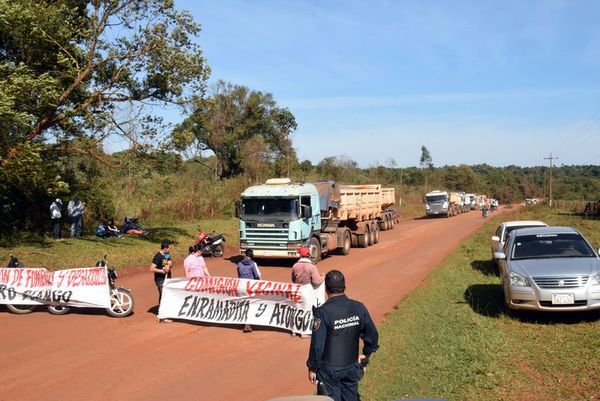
591 272 600 286
509 272 530 287
443 201 448 209
425 204 430 210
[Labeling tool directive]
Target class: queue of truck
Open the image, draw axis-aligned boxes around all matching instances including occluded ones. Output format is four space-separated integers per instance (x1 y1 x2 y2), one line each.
424 190 494 218
235 178 399 264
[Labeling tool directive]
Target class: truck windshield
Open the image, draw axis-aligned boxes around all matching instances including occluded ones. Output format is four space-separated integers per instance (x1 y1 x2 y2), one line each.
241 198 299 221
426 195 447 203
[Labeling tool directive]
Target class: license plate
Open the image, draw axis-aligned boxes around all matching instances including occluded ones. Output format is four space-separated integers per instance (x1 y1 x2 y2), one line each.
552 293 574 305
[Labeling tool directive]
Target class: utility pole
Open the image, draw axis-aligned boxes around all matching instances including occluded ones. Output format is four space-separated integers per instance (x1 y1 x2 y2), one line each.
544 153 558 207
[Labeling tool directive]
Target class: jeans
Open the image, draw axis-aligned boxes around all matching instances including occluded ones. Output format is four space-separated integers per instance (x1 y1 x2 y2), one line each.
316 363 363 401
52 218 61 239
70 215 82 237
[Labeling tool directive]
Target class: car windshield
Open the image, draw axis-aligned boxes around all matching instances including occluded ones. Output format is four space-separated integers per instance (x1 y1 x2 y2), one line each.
241 198 298 221
503 225 545 241
426 195 447 203
511 233 596 260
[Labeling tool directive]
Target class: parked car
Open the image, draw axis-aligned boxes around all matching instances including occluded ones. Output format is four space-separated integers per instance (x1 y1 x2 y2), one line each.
494 226 600 311
491 220 548 263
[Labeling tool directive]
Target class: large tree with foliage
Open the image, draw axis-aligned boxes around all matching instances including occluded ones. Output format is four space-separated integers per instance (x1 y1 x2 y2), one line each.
172 80 297 179
0 0 209 234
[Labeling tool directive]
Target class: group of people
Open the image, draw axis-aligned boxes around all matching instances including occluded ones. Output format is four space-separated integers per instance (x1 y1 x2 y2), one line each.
49 198 85 240
148 240 378 401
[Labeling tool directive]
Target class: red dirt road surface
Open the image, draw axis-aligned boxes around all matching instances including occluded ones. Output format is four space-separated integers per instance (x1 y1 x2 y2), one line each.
0 209 507 401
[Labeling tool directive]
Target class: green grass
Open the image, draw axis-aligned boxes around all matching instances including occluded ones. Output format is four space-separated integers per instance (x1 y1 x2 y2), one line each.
361 205 600 401
0 218 239 270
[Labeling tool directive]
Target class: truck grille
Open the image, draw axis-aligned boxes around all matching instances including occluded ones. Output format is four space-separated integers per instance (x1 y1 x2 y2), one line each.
244 228 289 249
532 276 589 289
429 204 446 213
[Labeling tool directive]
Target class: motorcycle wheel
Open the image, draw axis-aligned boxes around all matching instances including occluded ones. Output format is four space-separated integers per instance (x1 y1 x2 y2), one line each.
7 304 36 314
48 305 71 315
213 244 224 257
106 288 134 318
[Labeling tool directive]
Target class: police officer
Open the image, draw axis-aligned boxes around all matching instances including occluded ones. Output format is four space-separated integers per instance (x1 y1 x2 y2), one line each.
307 270 379 401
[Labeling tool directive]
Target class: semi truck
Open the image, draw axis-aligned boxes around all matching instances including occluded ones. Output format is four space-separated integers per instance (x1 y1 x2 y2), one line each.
425 190 464 217
236 178 398 264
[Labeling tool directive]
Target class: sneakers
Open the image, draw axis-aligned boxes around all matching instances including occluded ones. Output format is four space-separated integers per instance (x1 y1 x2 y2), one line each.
158 317 173 323
242 324 253 333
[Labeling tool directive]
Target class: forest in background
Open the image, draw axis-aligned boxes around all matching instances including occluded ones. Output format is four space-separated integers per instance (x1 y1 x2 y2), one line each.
2 1 600 236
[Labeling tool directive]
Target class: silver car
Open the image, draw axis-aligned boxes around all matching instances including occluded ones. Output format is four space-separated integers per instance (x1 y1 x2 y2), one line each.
491 220 548 263
495 226 600 311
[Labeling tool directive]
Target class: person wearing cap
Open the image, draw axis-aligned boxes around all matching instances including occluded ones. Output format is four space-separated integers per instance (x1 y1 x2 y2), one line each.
149 240 173 321
307 270 379 401
291 246 324 286
50 198 63 240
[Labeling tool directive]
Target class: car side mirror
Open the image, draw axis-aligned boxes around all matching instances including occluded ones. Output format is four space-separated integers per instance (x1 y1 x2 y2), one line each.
491 236 500 242
235 200 242 218
493 252 506 260
301 205 312 218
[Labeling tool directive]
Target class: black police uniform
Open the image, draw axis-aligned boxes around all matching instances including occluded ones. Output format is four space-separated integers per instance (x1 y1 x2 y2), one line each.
307 294 379 401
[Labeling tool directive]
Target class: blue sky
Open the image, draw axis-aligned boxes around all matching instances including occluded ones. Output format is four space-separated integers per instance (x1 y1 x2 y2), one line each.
178 0 600 167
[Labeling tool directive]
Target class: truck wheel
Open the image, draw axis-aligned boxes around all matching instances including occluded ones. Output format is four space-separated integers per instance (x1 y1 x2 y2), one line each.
390 218 395 229
351 233 358 248
339 230 351 255
357 234 368 248
373 225 380 244
383 216 390 231
365 225 373 246
309 237 321 264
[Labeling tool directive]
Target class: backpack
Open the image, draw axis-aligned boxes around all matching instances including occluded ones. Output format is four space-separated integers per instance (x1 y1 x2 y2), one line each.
95 224 106 237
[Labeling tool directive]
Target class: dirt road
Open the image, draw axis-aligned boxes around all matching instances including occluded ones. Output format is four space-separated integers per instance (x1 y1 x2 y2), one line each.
0 209 506 401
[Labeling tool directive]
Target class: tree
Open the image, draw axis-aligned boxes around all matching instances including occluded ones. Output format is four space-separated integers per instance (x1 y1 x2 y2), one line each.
173 81 297 178
0 0 209 162
419 145 433 191
0 0 209 234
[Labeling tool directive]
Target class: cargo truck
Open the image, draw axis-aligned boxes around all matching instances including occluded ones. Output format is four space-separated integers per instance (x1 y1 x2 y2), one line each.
425 190 464 217
236 179 398 264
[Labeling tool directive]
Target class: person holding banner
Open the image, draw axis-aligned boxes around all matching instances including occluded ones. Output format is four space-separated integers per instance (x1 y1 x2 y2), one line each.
149 240 173 321
307 270 379 401
237 249 261 332
184 244 211 278
292 246 324 286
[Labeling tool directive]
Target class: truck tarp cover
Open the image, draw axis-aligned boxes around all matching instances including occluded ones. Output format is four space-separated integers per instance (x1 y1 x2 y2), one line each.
312 181 341 212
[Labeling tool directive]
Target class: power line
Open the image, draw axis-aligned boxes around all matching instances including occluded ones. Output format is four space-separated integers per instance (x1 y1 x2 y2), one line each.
553 105 600 155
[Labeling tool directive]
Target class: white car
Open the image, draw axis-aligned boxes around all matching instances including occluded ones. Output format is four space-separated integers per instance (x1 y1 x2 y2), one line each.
491 220 548 263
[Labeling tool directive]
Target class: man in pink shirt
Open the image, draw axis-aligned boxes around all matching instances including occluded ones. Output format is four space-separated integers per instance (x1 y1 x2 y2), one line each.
291 247 324 286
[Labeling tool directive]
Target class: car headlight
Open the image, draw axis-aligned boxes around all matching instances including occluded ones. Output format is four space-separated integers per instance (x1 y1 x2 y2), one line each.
591 272 600 286
509 272 530 287
443 201 449 208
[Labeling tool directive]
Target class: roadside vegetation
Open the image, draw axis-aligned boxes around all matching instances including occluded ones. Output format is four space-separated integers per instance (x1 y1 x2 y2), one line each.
361 205 600 401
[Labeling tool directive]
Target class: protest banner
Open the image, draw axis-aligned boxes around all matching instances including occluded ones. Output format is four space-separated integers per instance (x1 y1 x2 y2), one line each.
158 276 326 335
0 267 110 308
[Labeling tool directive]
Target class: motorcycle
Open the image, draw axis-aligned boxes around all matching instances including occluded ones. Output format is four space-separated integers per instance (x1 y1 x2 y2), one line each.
194 229 225 257
482 207 489 218
5 255 135 318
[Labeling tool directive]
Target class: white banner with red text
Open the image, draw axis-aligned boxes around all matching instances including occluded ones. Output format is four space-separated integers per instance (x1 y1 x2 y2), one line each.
0 267 110 308
158 276 326 335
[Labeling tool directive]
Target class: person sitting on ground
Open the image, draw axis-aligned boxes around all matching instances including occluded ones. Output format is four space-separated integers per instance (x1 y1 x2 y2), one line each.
184 244 211 278
95 221 108 238
292 247 324 286
123 216 149 236
237 249 261 333
106 218 123 238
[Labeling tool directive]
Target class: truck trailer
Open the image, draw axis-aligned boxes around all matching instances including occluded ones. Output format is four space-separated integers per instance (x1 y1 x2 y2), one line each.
236 178 398 263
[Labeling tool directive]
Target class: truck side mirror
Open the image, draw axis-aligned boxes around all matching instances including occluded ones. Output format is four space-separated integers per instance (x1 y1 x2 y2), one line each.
235 200 242 218
301 205 312 218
